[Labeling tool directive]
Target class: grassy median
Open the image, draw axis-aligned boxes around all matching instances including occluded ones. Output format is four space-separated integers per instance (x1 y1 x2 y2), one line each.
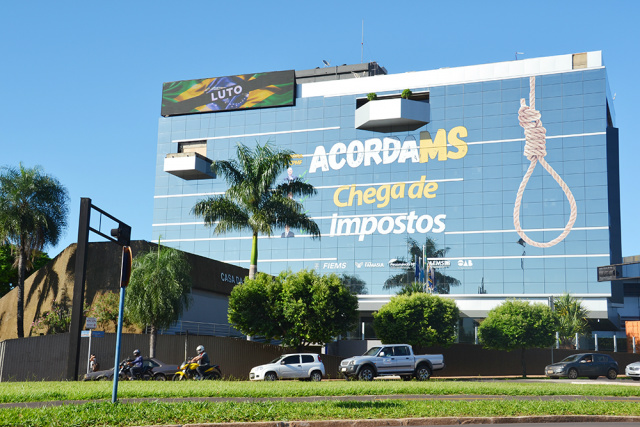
1 379 640 427
1 378 640 403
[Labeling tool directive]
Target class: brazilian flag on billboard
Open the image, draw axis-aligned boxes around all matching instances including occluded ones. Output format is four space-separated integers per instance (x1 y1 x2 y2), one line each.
161 70 295 116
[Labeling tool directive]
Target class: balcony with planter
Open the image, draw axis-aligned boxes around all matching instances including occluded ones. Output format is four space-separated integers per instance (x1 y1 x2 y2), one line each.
355 97 430 133
164 152 216 180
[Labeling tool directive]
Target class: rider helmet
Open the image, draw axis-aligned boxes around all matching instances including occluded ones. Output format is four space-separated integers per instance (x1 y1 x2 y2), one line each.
133 349 140 356
196 345 204 354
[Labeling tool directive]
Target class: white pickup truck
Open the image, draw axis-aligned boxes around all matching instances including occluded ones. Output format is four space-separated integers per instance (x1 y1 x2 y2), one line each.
339 344 445 381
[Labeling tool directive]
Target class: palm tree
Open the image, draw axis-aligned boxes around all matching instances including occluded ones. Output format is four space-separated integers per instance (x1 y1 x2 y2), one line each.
0 164 69 338
396 281 427 295
554 293 590 348
192 142 320 279
125 244 192 358
384 237 460 294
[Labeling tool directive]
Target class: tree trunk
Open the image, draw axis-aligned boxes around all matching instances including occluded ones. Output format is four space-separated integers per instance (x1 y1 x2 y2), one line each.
521 347 527 378
150 325 157 358
249 233 258 279
16 247 27 338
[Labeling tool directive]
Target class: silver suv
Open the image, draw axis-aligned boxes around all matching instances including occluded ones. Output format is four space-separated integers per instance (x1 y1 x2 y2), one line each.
249 353 325 381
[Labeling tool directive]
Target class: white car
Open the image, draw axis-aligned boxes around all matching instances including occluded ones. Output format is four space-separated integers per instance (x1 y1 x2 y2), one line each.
250 353 325 381
625 361 640 380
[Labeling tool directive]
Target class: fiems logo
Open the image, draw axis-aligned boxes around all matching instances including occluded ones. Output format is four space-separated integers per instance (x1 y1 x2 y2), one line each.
323 262 347 270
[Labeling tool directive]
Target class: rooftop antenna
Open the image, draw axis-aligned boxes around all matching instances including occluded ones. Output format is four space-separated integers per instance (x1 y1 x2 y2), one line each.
515 52 524 60
322 59 331 67
361 20 364 63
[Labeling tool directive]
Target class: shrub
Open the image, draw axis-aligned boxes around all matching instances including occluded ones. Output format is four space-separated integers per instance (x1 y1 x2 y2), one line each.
31 298 72 334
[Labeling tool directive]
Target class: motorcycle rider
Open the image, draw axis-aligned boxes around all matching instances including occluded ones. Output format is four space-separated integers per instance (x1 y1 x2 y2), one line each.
128 349 144 379
190 345 210 379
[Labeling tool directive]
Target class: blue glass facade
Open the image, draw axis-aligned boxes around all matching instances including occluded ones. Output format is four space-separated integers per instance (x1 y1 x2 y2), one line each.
153 53 620 306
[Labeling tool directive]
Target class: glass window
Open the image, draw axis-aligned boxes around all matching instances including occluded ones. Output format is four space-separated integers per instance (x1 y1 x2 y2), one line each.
395 346 410 356
282 355 300 365
380 347 394 357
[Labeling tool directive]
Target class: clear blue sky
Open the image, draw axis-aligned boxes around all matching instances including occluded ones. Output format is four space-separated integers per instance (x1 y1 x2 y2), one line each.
2 1 639 259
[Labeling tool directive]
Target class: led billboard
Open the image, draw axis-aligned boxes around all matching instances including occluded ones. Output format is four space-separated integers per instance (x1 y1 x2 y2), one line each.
161 70 295 117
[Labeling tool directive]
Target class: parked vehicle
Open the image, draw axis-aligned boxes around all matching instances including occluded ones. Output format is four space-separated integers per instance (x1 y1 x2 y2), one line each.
173 359 222 380
83 358 178 381
545 353 618 379
339 344 444 381
250 353 325 381
625 360 640 380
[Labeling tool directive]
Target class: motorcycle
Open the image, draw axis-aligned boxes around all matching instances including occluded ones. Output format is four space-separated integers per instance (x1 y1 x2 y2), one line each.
172 358 222 380
117 359 154 380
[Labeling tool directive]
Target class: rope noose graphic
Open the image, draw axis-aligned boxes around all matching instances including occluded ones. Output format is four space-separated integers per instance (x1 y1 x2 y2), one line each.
513 76 577 248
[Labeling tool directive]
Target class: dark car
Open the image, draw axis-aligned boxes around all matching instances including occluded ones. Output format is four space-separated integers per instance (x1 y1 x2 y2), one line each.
545 353 618 380
83 358 179 381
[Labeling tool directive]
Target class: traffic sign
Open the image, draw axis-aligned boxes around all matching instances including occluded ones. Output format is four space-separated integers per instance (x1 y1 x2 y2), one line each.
86 317 97 329
81 330 91 337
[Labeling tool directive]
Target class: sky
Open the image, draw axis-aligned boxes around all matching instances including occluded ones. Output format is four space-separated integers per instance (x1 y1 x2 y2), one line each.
1 0 639 260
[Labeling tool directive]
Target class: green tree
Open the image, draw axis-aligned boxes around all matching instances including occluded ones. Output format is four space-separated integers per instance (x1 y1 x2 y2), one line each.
125 245 192 357
384 237 460 294
373 293 459 348
89 291 129 331
0 164 69 338
0 244 51 298
228 269 358 349
478 299 557 377
554 293 590 348
192 142 320 279
338 273 368 295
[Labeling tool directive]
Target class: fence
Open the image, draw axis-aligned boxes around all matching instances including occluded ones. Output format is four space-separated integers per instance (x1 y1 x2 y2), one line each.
2 333 640 382
0 333 342 382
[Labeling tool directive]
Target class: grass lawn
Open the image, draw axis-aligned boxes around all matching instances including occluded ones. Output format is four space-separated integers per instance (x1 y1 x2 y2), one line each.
1 379 640 427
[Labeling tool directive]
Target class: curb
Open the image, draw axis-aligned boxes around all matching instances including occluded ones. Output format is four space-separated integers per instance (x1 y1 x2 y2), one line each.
136 415 640 427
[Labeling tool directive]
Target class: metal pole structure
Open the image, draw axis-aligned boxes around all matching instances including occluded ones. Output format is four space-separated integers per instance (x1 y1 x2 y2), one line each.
614 333 617 353
112 246 132 404
548 296 554 364
474 326 479 345
634 336 637 354
595 334 599 351
361 322 365 340
86 331 92 375
111 286 126 403
66 198 91 380
555 332 559 349
575 332 579 350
